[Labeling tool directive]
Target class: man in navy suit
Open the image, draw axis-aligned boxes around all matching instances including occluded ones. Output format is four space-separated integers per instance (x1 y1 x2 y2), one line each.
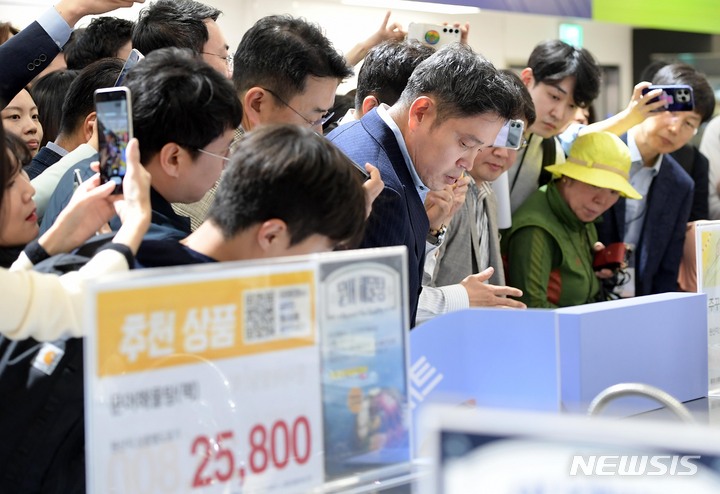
596 63 715 296
328 44 524 327
0 0 142 107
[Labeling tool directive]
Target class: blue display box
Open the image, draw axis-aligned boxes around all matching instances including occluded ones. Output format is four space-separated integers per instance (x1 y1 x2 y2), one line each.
409 293 707 425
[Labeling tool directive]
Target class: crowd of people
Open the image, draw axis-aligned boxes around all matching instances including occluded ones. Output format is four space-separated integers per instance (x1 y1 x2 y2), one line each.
1 0 719 489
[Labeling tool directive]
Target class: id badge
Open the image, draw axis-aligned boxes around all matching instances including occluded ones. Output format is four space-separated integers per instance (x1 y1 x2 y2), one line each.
32 342 65 376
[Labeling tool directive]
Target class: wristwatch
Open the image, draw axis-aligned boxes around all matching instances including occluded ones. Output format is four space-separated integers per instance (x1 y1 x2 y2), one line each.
426 224 447 246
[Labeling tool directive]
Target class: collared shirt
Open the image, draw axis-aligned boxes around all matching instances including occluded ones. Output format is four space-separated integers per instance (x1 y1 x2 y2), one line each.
624 131 662 250
45 141 68 157
336 108 357 127
37 7 73 49
376 104 430 204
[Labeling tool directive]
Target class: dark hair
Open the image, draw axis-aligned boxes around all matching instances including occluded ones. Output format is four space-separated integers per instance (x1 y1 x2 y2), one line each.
0 123 6 205
399 43 525 125
6 132 32 169
0 132 28 262
0 124 17 238
526 39 601 109
65 16 135 70
322 92 354 135
499 69 536 128
124 47 242 162
0 22 19 45
132 0 221 56
355 39 435 110
59 58 123 137
639 60 667 83
233 15 352 100
30 69 79 146
209 124 366 247
652 63 716 123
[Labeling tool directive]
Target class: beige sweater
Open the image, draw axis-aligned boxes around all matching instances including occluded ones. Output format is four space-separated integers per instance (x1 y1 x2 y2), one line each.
2 249 129 341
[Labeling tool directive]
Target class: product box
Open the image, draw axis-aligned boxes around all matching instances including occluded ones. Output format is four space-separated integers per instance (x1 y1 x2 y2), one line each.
409 292 708 435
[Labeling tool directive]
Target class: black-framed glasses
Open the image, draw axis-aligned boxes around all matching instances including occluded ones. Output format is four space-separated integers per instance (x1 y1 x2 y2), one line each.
261 87 334 128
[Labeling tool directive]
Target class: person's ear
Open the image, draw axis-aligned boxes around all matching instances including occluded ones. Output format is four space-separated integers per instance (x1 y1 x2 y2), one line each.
361 95 380 116
243 87 268 129
158 142 186 178
256 218 291 255
408 96 434 131
520 67 534 88
82 112 96 142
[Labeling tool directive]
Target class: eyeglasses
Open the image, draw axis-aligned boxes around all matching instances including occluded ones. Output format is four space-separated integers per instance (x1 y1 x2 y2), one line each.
261 87 334 128
181 143 234 168
201 52 234 74
197 148 231 163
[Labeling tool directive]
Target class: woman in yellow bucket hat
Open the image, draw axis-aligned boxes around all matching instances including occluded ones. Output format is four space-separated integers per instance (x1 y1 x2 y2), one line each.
501 132 641 308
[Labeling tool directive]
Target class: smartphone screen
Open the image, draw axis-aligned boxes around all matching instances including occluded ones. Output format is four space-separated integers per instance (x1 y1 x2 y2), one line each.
95 87 133 194
114 48 144 87
492 119 525 150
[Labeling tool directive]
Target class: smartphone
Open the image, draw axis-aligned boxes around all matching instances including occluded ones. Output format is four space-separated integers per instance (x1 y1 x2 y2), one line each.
407 22 461 49
347 156 371 182
114 48 144 87
94 86 133 194
641 84 694 112
593 242 628 271
493 119 525 150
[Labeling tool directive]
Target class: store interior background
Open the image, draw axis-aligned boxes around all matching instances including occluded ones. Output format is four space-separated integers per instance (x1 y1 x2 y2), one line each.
3 0 720 133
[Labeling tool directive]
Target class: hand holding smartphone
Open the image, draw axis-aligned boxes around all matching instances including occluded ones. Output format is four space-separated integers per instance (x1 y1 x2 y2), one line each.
593 242 628 271
94 86 134 194
492 119 525 150
114 48 144 87
407 22 461 48
641 84 694 112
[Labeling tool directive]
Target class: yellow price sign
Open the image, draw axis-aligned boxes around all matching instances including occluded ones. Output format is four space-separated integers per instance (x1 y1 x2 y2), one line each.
94 271 316 377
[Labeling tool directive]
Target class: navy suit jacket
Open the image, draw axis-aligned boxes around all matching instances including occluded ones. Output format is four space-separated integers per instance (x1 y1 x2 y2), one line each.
25 145 62 180
0 22 60 107
670 143 709 221
596 151 693 296
40 157 191 242
328 109 428 327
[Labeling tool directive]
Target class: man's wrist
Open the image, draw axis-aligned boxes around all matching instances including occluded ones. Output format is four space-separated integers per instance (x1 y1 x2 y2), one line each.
427 224 447 246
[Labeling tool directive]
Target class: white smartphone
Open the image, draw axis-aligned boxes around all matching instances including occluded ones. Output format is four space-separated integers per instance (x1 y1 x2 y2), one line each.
94 86 133 194
492 119 525 150
407 22 461 49
114 48 144 87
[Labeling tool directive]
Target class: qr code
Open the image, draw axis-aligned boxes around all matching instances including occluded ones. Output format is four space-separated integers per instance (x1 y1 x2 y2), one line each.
244 290 276 343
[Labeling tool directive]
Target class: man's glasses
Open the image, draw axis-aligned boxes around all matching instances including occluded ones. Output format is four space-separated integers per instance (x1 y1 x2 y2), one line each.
197 148 230 163
261 87 334 128
201 52 234 74
182 142 236 168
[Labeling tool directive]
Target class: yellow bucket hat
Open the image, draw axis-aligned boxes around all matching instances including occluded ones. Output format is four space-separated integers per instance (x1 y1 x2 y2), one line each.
544 132 642 200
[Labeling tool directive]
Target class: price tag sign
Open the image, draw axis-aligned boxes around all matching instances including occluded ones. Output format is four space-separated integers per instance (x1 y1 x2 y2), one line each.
84 262 323 493
696 221 720 395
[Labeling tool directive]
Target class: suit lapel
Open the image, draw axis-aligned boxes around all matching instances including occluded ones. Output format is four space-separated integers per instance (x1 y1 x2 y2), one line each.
362 110 428 259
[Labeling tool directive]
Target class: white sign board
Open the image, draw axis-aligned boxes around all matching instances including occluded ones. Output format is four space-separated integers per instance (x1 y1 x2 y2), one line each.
84 261 323 493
